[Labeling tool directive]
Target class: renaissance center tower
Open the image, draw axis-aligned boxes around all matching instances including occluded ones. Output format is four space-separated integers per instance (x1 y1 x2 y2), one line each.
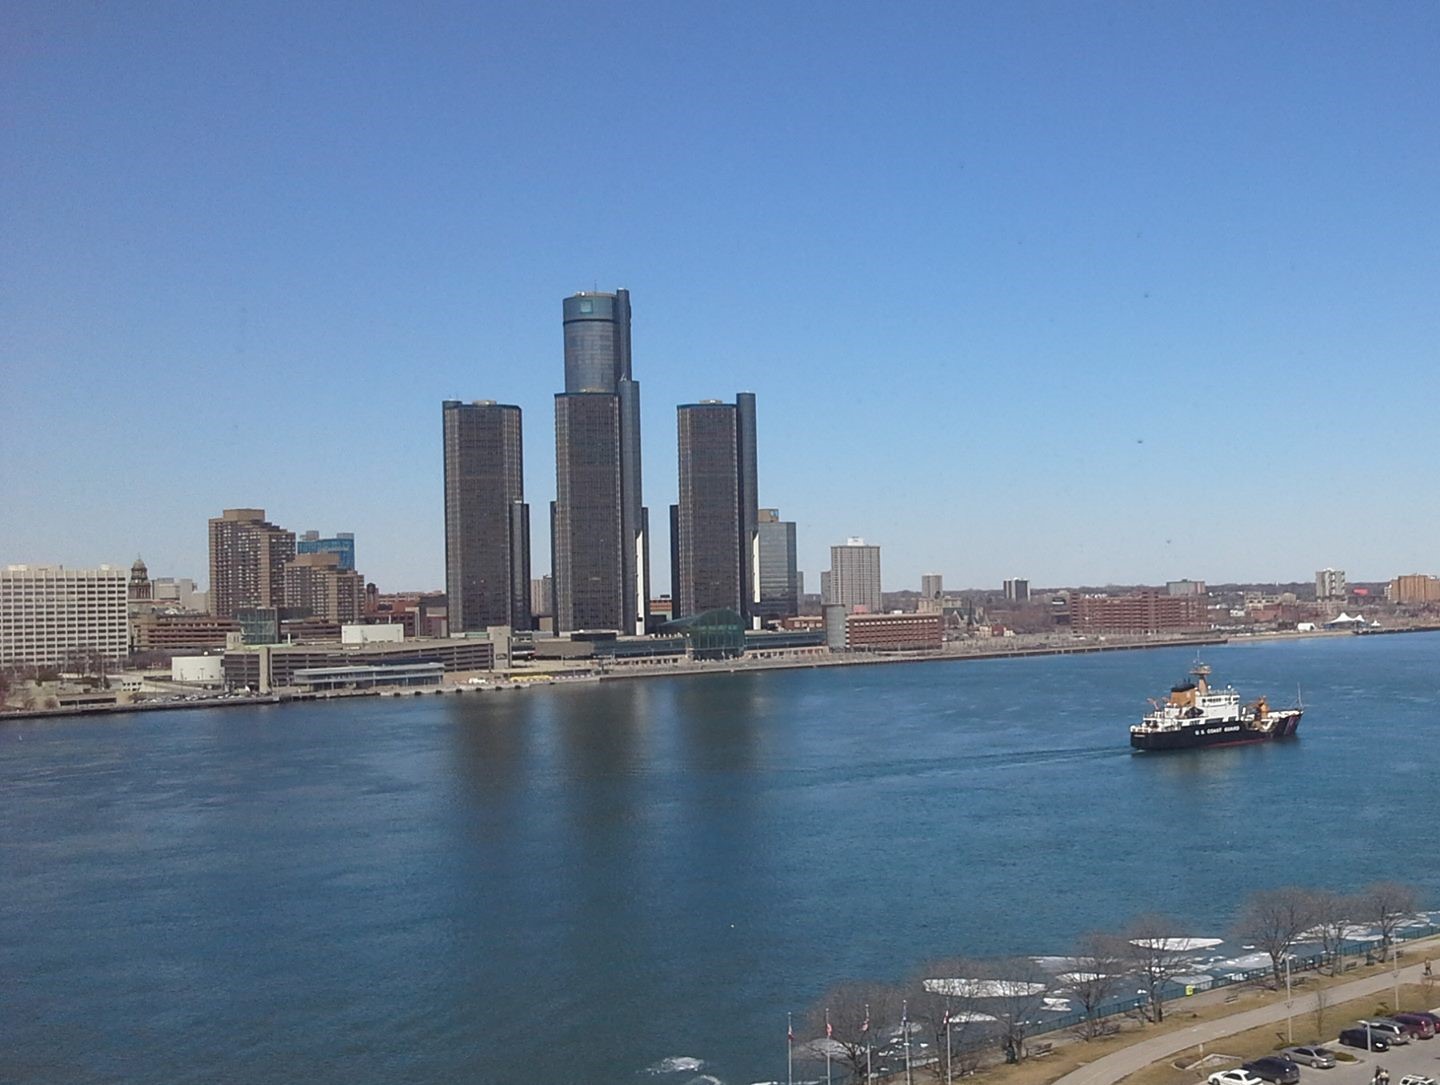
552 288 650 633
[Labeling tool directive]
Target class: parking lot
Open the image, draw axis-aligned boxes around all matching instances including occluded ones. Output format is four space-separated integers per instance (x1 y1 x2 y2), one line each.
1307 1031 1440 1085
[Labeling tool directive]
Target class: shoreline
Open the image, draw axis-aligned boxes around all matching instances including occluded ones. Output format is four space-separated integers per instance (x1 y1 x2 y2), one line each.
5 625 1437 723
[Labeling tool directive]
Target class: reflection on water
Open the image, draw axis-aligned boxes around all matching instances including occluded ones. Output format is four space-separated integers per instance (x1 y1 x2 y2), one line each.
1 633 1438 1085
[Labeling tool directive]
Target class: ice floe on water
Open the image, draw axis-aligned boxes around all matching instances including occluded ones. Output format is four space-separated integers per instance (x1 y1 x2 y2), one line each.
648 1056 707 1074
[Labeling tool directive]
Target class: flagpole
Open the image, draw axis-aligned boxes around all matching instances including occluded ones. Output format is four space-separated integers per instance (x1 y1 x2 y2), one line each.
787 1011 793 1085
865 1003 872 1084
946 1008 953 1085
825 1007 833 1085
904 998 913 1085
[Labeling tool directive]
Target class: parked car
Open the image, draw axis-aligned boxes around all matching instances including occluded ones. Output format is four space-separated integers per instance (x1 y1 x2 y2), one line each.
1390 1013 1436 1039
1283 1046 1337 1069
1209 1071 1264 1085
1398 1076 1436 1085
1243 1056 1301 1084
1399 1012 1440 1032
1360 1019 1412 1044
1338 1027 1391 1051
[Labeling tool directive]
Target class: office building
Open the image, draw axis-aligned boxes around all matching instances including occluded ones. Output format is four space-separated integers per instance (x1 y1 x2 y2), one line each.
442 400 531 632
921 573 943 601
298 531 356 571
1165 579 1206 597
672 394 758 621
283 551 365 624
553 289 649 633
1003 578 1030 604
828 538 882 614
1068 590 1207 634
1389 574 1440 605
208 509 296 619
755 508 800 622
846 611 943 652
1316 568 1347 601
530 575 553 619
1 564 130 666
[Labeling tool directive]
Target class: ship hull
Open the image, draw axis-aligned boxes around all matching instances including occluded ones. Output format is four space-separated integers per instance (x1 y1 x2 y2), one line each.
1130 710 1303 752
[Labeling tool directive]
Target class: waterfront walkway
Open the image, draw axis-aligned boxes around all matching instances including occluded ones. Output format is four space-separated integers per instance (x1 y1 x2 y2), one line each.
1052 958 1436 1085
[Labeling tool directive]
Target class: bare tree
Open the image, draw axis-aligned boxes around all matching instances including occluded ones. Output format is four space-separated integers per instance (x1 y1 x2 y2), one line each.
1234 887 1318 988
1361 882 1420 957
810 980 903 1084
978 957 1050 1061
1310 890 1360 974
1311 986 1330 1041
1123 914 1199 1023
1068 932 1129 1039
907 958 983 1083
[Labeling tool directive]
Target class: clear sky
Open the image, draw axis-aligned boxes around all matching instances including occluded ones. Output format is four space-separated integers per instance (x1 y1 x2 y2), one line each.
4 2 1438 594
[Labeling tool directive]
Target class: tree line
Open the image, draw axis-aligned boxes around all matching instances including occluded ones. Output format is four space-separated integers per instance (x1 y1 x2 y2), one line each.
802 881 1424 1084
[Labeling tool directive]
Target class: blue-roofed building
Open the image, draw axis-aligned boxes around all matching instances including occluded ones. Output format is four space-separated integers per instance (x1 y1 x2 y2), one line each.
298 531 356 571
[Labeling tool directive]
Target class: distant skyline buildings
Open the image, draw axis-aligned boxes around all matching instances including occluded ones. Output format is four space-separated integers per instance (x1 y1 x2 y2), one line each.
671 394 758 622
755 509 800 622
827 538 882 614
208 509 296 619
553 289 649 634
442 400 530 632
297 531 356 571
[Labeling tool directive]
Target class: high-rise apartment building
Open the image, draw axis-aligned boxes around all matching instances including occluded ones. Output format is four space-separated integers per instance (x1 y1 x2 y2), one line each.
921 574 943 601
828 538 882 614
282 551 366 623
298 531 356 571
671 394 758 621
1003 578 1031 604
1 564 130 666
1316 568 1347 600
755 508 800 622
208 509 296 619
442 400 531 632
553 289 649 633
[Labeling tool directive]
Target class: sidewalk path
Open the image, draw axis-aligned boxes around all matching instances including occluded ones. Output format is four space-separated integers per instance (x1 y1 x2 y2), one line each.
1053 961 1432 1085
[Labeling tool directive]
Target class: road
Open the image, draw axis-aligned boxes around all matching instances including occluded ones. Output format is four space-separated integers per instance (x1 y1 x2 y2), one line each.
1053 961 1438 1085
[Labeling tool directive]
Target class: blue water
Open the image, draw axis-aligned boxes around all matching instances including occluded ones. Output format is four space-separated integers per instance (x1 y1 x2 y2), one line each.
2 633 1438 1084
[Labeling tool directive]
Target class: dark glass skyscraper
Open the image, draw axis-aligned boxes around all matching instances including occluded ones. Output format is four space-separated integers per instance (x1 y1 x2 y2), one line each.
553 289 649 633
442 400 531 632
671 393 758 622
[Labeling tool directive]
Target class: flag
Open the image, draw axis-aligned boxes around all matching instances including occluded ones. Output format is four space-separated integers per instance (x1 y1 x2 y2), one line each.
788 1013 794 1044
862 1004 870 1034
943 1008 951 1028
826 1008 833 1039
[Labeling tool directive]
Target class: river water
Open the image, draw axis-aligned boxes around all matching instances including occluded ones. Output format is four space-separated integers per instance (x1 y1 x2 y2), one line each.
3 633 1438 1084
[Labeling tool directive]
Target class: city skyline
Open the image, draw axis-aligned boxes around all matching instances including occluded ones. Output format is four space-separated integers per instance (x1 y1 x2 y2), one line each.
5 6 1439 590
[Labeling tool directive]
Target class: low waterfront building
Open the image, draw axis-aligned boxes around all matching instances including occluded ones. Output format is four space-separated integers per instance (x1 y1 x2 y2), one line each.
221 637 496 691
1068 589 1208 635
132 613 241 653
1 564 130 666
845 611 943 652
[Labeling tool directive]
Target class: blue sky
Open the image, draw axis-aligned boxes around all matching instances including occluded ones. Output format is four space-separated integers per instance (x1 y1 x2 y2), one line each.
3 2 1438 593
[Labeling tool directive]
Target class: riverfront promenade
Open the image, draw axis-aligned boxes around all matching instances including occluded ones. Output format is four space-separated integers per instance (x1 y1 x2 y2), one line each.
1050 956 1439 1085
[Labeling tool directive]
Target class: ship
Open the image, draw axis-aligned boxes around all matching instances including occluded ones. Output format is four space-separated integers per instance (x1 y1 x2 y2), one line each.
1129 663 1302 751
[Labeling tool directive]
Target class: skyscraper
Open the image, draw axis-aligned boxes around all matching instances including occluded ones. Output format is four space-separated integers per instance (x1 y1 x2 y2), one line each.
208 508 296 619
828 538 882 614
672 394 758 621
442 400 531 632
755 508 800 622
553 289 649 633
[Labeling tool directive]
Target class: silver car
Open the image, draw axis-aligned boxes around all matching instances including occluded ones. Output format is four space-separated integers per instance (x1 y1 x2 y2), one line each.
1359 1020 1411 1045
1284 1046 1337 1069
